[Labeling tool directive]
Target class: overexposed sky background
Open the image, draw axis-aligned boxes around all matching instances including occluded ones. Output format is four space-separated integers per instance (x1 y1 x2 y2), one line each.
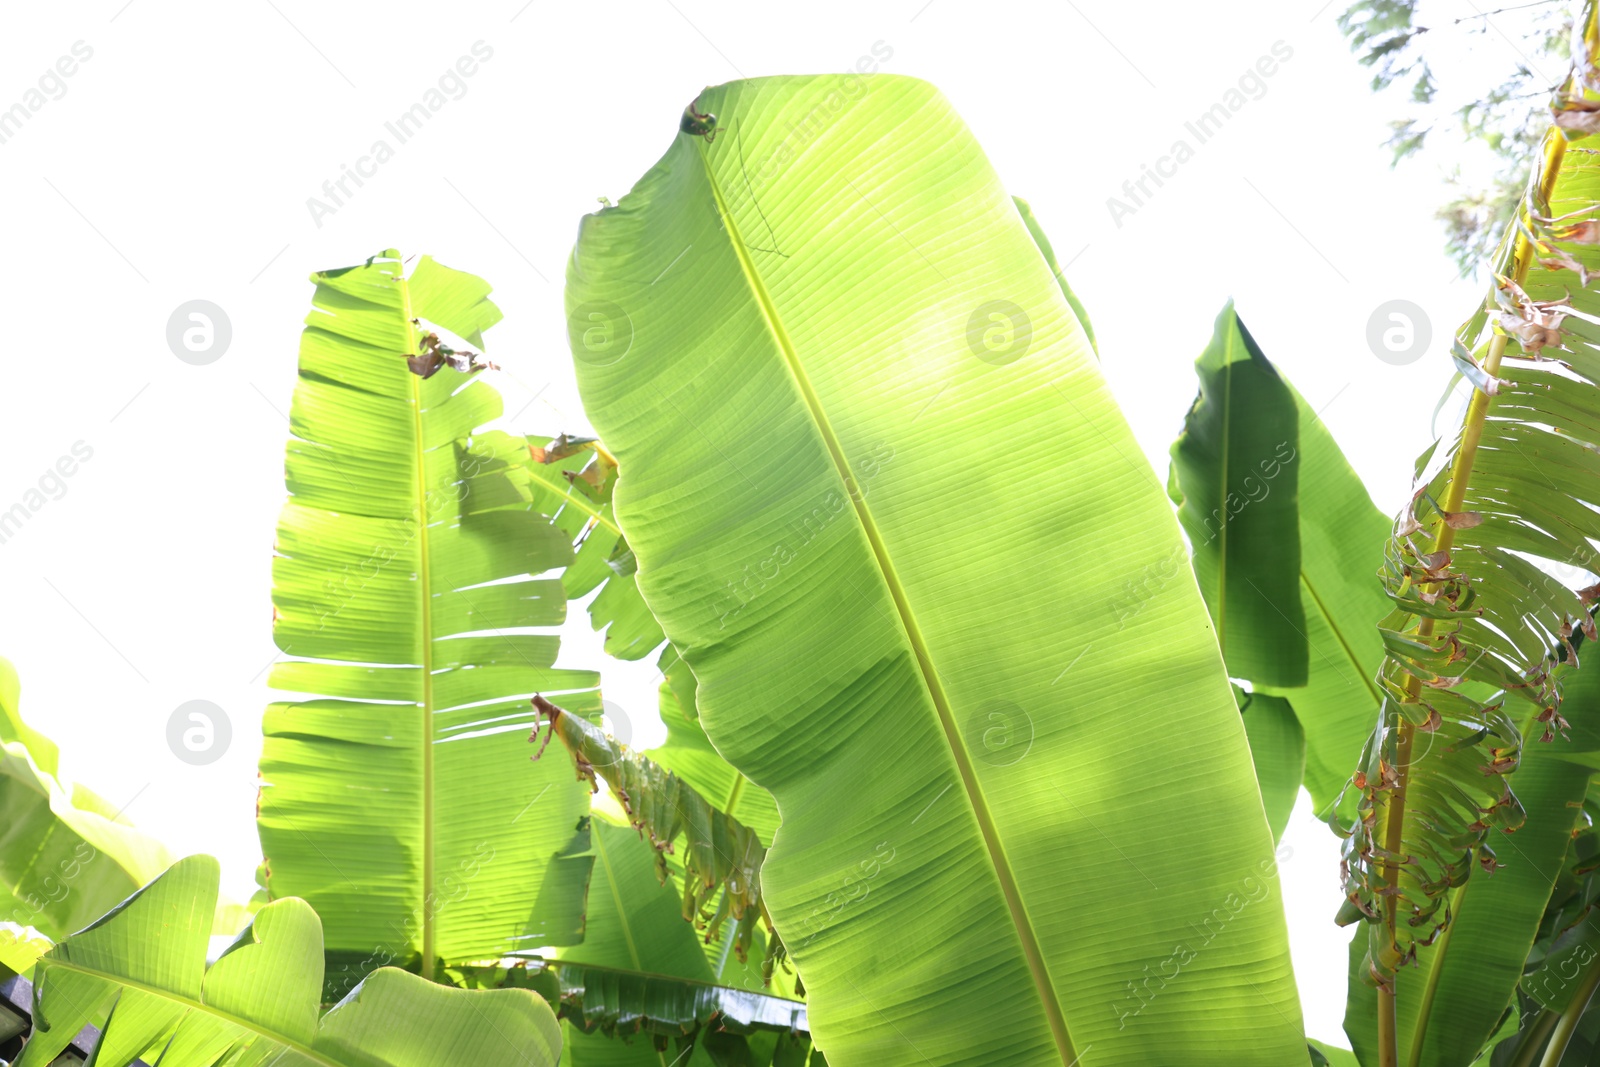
0 0 1543 1049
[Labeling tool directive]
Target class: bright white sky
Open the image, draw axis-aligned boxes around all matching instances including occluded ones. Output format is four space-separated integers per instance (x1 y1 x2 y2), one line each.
0 0 1547 1050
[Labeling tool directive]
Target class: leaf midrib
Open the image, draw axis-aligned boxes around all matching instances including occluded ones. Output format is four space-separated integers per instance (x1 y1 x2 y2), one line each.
694 138 1080 1065
399 276 437 983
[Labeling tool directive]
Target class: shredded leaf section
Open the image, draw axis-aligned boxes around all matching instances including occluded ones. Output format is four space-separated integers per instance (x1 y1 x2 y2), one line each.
531 695 786 979
1339 4 1600 990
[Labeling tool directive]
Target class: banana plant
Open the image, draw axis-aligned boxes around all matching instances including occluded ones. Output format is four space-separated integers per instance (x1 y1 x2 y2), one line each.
15 855 561 1067
259 251 600 992
1341 6 1600 1064
565 74 1305 1064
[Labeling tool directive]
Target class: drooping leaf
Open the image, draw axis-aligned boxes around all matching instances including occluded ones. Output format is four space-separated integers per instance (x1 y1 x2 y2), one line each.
567 74 1304 1064
538 956 809 1064
447 818 808 1066
1341 11 1600 990
534 697 776 974
1236 689 1304 845
0 659 199 961
1169 302 1307 688
260 251 598 992
15 855 562 1067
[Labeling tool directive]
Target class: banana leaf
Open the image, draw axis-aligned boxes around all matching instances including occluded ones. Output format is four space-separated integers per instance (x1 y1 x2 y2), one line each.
1258 384 1390 819
260 251 598 992
1169 303 1307 687
548 818 806 1066
535 697 775 972
1236 690 1304 844
566 75 1303 1065
1342 737 1591 1065
522 434 668 662
1165 313 1390 819
15 855 560 1067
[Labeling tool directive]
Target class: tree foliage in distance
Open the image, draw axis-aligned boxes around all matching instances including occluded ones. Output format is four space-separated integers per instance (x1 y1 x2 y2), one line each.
1338 0 1574 271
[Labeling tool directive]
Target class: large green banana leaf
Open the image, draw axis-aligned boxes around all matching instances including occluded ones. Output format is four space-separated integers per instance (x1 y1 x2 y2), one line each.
0 743 169 955
260 251 598 989
16 855 560 1067
1343 5 1600 994
566 75 1303 1065
1165 314 1390 818
1169 303 1307 688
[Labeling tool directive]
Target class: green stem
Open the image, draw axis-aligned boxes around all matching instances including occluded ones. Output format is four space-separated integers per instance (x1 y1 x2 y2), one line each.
1540 958 1600 1067
1510 1010 1558 1067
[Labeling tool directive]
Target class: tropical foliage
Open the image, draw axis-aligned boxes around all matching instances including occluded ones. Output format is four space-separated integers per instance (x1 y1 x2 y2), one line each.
14 16 1600 1067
